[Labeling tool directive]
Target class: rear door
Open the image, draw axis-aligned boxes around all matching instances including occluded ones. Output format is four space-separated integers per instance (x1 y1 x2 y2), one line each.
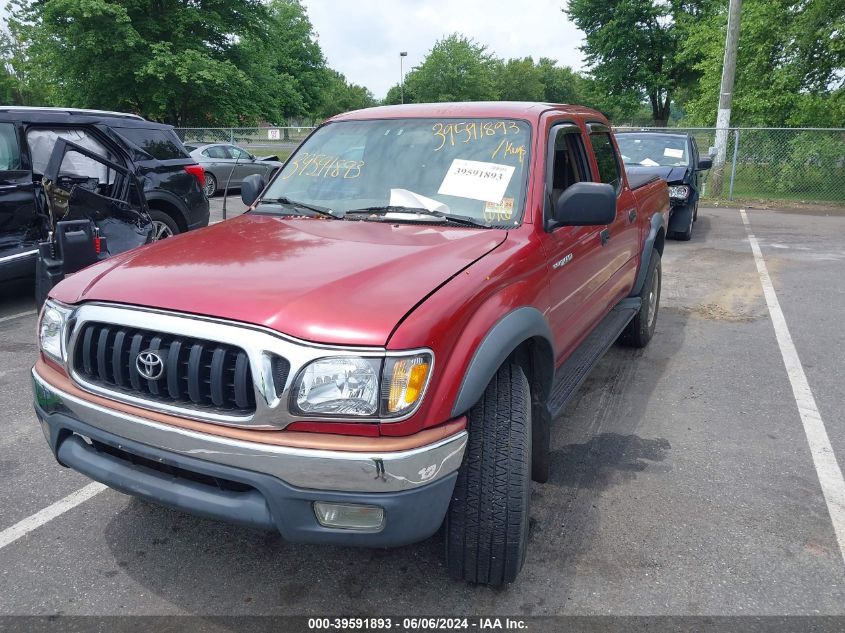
42 138 152 255
0 121 40 275
586 124 640 304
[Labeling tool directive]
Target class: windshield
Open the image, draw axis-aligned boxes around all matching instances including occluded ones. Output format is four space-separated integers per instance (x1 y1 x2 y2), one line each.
616 134 689 168
261 118 531 226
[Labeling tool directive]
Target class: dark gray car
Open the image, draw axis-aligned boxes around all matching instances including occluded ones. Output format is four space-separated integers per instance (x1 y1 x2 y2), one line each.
184 142 283 197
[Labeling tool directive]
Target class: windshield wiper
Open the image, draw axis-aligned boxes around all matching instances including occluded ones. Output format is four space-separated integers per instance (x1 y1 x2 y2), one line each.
257 196 341 219
344 206 491 228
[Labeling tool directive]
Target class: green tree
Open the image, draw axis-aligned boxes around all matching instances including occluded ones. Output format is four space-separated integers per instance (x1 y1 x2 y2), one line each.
536 58 584 103
236 0 329 123
565 0 708 126
496 57 544 101
316 69 377 119
402 34 499 102
681 0 845 126
10 0 268 125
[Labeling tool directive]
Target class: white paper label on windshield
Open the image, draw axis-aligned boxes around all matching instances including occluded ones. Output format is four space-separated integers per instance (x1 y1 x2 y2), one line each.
664 148 684 158
437 159 515 203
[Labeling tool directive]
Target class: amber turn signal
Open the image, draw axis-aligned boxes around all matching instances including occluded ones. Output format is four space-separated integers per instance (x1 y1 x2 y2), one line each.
381 353 433 416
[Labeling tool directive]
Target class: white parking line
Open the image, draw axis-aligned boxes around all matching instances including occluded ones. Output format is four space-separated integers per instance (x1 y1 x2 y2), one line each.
0 310 35 324
0 483 107 551
741 208 845 565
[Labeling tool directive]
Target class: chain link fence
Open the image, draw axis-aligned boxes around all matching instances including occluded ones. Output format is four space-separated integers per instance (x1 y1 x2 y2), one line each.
176 126 845 206
615 127 845 205
174 126 315 155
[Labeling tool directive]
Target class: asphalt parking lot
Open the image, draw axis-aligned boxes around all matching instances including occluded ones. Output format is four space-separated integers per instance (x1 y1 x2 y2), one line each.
1 204 844 619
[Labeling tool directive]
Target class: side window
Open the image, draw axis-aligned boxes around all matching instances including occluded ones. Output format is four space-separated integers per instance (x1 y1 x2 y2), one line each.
204 146 228 159
229 146 250 160
590 132 621 189
549 126 589 199
0 123 22 171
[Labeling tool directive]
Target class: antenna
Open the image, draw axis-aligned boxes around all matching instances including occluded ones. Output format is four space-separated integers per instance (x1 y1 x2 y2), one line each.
221 145 244 221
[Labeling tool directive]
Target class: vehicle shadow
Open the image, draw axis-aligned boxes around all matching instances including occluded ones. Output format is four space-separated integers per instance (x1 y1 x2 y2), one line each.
521 305 688 609
690 215 713 242
0 277 37 315
101 309 691 616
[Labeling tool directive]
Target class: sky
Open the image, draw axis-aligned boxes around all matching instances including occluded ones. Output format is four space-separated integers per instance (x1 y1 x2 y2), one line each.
302 0 587 99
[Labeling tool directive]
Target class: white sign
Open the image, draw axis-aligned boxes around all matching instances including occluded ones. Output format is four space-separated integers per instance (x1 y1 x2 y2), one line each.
437 159 515 203
664 147 684 158
267 128 281 140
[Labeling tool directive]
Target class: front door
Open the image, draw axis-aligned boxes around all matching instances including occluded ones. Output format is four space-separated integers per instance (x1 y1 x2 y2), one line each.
543 121 615 365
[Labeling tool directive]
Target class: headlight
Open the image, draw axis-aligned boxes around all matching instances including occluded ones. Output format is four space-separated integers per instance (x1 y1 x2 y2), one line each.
669 185 690 200
291 351 433 419
38 300 73 363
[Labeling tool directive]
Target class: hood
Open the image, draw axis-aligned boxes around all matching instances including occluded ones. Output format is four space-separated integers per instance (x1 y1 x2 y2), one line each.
625 164 689 183
51 214 506 346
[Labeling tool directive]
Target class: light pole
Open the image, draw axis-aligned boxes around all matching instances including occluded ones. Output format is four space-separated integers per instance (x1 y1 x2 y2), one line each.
399 51 408 104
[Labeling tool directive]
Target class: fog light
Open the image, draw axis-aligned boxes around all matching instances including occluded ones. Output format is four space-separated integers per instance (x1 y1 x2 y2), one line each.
313 502 385 531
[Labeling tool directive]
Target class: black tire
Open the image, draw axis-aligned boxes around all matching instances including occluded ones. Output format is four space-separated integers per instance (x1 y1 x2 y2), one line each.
621 249 661 348
671 207 694 241
147 210 180 241
204 173 217 197
693 200 699 222
445 363 531 586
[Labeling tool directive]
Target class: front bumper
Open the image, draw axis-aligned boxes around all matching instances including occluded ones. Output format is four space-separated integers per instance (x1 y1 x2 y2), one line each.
33 367 465 546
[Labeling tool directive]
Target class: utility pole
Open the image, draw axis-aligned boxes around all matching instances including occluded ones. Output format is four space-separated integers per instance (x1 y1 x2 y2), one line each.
710 0 742 196
399 51 408 104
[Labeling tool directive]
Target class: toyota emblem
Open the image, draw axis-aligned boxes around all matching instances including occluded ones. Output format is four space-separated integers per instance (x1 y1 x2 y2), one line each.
136 350 165 380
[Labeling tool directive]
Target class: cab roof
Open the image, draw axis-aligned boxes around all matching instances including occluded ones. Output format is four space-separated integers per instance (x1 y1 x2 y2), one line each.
329 101 605 125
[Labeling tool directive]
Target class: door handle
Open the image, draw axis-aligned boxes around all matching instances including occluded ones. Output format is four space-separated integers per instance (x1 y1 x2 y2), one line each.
628 208 637 223
600 228 610 246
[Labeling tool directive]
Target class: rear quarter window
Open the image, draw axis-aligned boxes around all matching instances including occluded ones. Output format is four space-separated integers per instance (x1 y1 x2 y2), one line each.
114 127 189 160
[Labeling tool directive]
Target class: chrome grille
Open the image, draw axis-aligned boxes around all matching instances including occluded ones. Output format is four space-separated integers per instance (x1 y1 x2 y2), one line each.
72 321 260 415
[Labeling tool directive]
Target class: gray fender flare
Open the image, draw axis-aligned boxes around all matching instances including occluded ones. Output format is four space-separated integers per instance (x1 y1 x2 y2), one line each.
631 212 666 297
451 307 554 417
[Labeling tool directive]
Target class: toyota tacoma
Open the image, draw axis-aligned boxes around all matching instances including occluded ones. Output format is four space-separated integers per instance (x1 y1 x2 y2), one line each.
33 102 668 586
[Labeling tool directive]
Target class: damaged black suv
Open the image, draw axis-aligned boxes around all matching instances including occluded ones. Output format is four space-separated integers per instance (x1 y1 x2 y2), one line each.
0 107 209 284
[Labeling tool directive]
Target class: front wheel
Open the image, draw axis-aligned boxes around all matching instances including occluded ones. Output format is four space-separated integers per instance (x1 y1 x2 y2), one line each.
445 363 531 586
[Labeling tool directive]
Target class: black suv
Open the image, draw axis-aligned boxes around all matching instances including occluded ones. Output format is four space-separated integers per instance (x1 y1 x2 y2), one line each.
0 107 209 283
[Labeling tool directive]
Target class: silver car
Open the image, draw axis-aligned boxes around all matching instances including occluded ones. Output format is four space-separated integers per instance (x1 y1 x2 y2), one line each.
184 142 284 197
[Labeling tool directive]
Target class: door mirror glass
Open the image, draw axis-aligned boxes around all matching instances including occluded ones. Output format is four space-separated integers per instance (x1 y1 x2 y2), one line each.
552 181 616 226
241 173 266 206
697 157 713 170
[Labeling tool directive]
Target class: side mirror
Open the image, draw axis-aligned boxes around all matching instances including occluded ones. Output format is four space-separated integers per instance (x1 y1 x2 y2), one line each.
551 182 616 228
697 157 713 170
241 173 266 206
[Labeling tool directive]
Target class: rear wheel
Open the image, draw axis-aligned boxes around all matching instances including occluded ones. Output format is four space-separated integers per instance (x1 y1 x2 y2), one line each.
621 249 661 348
148 210 180 241
445 363 531 586
204 173 217 197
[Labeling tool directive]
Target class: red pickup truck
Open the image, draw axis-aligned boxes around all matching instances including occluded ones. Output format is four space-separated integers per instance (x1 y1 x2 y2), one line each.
33 102 668 586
